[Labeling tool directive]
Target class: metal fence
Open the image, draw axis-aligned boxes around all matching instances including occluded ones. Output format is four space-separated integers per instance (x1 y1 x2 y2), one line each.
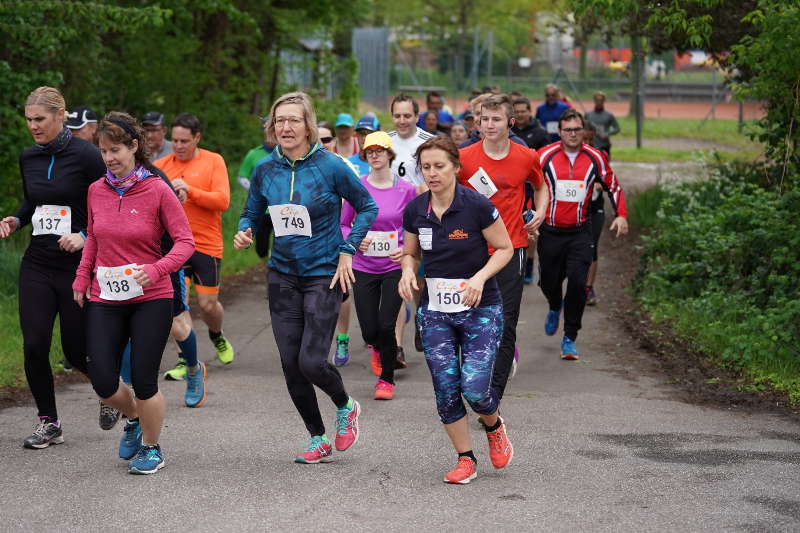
352 27 390 110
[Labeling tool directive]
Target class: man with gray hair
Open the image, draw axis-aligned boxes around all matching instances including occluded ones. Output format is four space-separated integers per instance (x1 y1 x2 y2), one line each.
535 84 570 143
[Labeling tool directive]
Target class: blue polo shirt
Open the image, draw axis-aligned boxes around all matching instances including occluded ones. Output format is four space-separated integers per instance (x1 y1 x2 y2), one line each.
535 101 570 142
403 184 501 307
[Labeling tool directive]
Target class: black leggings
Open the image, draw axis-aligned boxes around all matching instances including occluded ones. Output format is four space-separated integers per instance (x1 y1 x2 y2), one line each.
491 247 526 400
268 271 349 437
86 299 172 401
19 257 87 419
352 269 403 384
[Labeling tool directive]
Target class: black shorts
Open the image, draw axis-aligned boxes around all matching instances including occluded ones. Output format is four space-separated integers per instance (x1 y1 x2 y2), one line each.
183 251 221 294
171 268 189 317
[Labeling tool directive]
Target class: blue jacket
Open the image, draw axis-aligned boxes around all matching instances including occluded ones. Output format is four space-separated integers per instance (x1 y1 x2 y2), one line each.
239 143 378 277
535 101 570 142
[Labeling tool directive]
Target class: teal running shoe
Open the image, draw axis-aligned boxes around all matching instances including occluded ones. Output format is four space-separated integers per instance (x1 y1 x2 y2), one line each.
119 420 142 460
128 444 165 474
185 361 207 408
561 336 579 360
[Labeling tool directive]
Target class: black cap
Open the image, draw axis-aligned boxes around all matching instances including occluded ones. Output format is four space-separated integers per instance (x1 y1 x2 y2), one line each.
142 112 165 126
65 106 97 129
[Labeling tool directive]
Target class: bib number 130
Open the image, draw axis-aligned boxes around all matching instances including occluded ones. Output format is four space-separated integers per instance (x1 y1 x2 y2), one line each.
268 204 313 237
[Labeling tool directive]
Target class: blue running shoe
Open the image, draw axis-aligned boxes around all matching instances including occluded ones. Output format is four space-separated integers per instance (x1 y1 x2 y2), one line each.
545 308 560 336
128 444 165 474
334 336 350 367
561 336 579 360
119 420 142 460
185 361 207 408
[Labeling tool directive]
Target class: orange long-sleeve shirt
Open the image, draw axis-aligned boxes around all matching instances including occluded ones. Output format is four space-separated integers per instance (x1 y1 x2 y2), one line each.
155 148 230 258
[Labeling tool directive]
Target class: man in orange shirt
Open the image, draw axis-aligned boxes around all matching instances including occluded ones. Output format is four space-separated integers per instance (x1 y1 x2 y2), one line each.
458 95 549 402
155 113 234 367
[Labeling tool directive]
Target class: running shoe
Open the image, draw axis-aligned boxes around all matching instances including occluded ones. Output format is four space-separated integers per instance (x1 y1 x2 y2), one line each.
443 457 477 484
510 344 520 380
128 444 165 475
561 336 579 360
294 435 333 464
184 361 207 408
486 418 513 469
119 419 143 460
334 337 350 366
60 359 74 372
164 357 187 381
213 334 235 365
370 346 382 377
395 346 408 369
545 308 560 336
523 259 534 285
374 379 394 400
23 418 64 449
586 286 598 306
99 401 121 430
334 398 361 451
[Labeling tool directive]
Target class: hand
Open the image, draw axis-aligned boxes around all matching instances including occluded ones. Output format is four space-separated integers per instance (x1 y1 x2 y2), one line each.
133 265 152 287
358 236 373 254
388 247 404 264
398 267 419 301
0 216 19 238
177 189 188 203
330 253 355 293
527 229 540 244
172 179 189 202
609 216 629 237
459 274 486 307
234 228 253 250
524 210 544 234
73 288 90 308
57 233 85 253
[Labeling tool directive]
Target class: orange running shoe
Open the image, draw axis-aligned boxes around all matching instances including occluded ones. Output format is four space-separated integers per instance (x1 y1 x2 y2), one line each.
486 418 513 469
370 347 382 377
374 379 394 400
443 457 477 484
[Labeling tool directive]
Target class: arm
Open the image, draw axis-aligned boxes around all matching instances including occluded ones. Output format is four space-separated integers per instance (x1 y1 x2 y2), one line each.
340 199 356 241
598 156 628 236
398 230 421 301
607 114 621 138
334 161 377 256
185 155 230 211
524 153 549 233
72 188 97 295
460 218 513 307
237 166 269 234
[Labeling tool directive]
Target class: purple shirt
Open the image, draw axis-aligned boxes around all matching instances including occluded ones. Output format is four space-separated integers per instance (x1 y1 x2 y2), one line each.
341 176 417 274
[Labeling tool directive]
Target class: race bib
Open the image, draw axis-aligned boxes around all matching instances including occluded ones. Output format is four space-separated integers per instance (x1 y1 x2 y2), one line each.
556 180 588 203
97 264 144 301
427 278 470 313
419 227 433 251
467 167 498 198
268 204 312 237
32 205 71 236
364 230 398 257
546 121 559 135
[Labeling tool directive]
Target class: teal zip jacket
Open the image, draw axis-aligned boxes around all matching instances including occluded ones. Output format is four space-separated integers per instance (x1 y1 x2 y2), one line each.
238 143 378 277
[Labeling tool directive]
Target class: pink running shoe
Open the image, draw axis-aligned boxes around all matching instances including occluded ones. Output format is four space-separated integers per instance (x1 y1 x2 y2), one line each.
294 435 333 464
374 379 394 400
334 399 361 451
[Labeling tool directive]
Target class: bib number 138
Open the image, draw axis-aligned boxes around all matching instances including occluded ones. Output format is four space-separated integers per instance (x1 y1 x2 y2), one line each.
268 204 312 237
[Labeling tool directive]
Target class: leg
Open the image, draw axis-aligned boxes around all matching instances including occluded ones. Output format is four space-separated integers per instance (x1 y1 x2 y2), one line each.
336 297 351 338
563 229 594 341
375 270 404 384
269 271 326 437
53 267 88 374
418 308 467 426
461 305 502 417
129 299 173 445
491 248 525 400
537 231 568 312
196 291 223 334
85 302 132 411
444 417 472 453
18 261 59 419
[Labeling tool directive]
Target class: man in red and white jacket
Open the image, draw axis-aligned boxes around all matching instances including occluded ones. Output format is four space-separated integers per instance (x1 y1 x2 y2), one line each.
537 108 628 360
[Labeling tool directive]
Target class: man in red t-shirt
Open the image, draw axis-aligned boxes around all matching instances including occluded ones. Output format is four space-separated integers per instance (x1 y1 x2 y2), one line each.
458 94 549 401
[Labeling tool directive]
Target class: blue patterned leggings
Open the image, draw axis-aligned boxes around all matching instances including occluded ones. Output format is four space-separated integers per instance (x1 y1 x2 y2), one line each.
418 304 503 424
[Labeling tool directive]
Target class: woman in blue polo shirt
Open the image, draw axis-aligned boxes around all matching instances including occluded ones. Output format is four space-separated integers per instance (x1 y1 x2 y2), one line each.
399 136 514 485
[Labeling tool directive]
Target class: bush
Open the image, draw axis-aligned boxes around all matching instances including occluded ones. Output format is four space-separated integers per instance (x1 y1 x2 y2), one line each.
633 164 800 402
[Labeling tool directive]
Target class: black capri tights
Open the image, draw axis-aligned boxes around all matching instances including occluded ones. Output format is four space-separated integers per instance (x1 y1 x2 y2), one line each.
86 299 172 401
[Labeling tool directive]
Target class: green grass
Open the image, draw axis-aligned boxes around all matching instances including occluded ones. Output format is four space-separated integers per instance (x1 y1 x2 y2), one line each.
626 185 670 229
616 117 759 150
613 146 762 164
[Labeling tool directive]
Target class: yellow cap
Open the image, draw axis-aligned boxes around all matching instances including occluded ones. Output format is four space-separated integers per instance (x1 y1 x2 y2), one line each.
362 131 393 151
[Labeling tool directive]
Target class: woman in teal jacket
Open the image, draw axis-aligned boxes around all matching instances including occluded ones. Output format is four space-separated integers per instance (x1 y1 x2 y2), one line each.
235 92 377 464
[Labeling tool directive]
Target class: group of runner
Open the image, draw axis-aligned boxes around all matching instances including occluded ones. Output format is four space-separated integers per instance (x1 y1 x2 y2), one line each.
3 84 627 484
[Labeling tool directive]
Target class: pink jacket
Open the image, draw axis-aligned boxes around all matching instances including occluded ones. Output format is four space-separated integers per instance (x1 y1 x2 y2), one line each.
73 175 195 304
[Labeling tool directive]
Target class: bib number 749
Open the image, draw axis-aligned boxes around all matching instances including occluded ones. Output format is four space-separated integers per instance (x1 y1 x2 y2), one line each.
268 204 313 237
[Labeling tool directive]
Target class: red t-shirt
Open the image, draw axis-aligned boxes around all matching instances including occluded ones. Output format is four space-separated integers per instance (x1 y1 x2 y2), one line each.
458 140 543 249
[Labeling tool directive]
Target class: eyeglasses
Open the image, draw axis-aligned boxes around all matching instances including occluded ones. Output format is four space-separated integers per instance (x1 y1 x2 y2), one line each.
274 117 304 127
320 136 333 143
365 148 387 156
561 127 582 134
545 93 557 98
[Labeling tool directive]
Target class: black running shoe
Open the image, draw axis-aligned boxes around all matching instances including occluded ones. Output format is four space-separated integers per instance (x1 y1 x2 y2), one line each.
23 418 64 449
99 401 121 430
394 346 408 369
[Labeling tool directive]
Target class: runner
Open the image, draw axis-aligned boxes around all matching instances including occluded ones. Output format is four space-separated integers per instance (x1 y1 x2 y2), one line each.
65 105 99 143
340 132 416 398
537 108 628 360
535 84 570 143
72 111 194 474
234 92 376 464
333 113 358 158
155 113 235 368
235 116 274 190
142 112 173 161
0 87 105 449
399 135 514 484
387 93 434 188
581 122 605 306
317 122 337 152
347 114 380 176
585 92 620 157
458 95 548 401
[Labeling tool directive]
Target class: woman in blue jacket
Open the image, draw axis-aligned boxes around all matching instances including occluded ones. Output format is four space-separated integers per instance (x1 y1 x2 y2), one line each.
235 92 377 464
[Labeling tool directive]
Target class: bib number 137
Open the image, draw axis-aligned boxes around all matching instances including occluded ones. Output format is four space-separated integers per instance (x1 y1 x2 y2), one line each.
268 204 313 237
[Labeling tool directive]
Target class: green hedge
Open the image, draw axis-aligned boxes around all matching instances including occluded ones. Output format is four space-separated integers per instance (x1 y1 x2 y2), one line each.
632 168 800 402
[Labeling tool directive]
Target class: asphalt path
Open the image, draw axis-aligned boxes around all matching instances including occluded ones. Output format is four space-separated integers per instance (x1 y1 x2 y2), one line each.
1 265 799 532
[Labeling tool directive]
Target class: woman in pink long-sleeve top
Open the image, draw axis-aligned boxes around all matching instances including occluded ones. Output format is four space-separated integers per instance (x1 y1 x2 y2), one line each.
72 112 194 475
